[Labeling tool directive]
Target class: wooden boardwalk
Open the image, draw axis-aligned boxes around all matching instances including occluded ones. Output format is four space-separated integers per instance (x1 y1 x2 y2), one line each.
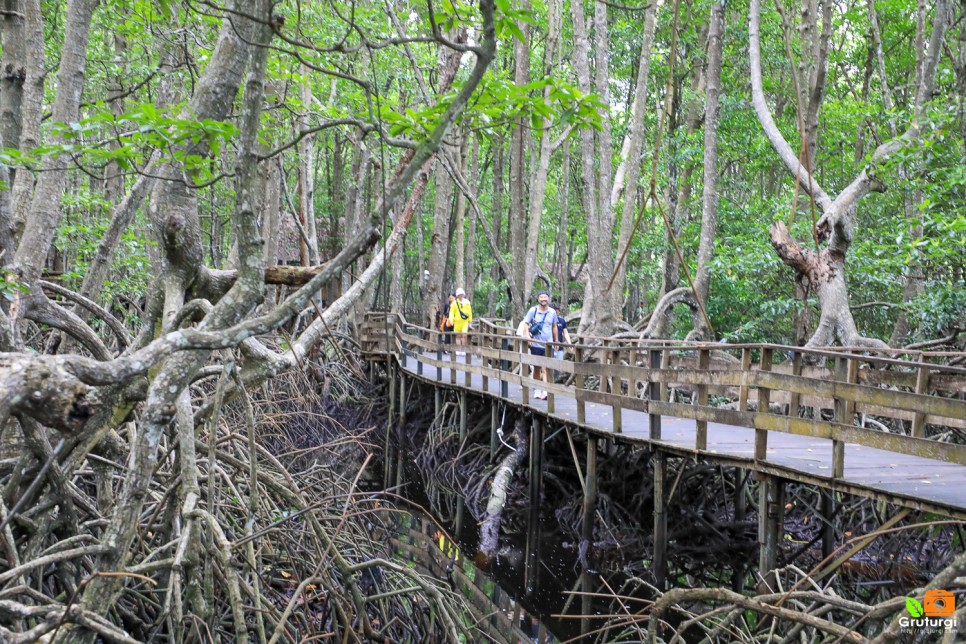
400 353 966 518
362 314 966 522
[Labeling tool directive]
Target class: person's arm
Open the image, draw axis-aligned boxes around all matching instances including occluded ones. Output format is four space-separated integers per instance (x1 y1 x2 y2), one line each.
448 302 456 325
552 315 559 344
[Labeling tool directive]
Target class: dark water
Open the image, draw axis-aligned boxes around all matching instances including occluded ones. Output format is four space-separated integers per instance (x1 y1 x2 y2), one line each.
395 456 628 642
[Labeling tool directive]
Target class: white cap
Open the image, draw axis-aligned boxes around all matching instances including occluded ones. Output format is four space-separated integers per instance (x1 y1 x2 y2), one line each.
455 288 466 296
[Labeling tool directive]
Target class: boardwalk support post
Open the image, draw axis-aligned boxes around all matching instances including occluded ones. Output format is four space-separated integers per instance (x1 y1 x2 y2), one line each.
822 489 836 559
653 450 667 590
386 363 396 489
399 370 407 427
490 402 499 462
757 474 784 593
581 434 598 636
527 415 543 595
732 469 747 592
459 391 467 442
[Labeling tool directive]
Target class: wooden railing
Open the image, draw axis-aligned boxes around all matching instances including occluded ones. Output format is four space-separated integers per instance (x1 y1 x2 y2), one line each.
388 512 536 644
361 313 966 479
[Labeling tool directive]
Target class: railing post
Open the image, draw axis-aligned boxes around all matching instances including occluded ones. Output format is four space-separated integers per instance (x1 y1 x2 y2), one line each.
911 354 930 438
611 347 622 434
649 348 662 441
575 346 586 425
519 337 530 404
659 346 671 403
695 348 710 450
738 347 752 411
436 330 443 382
832 355 857 479
754 348 773 462
464 348 471 388
787 350 802 416
481 333 489 393
500 334 510 399
450 346 457 385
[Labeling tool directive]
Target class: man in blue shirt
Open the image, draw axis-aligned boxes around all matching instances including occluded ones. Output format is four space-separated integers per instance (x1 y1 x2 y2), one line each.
523 291 559 400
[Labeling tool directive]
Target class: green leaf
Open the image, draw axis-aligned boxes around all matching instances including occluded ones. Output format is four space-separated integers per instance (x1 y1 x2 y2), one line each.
906 597 924 617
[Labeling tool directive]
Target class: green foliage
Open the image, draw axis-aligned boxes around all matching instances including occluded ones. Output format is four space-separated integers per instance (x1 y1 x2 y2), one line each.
905 282 966 340
54 202 153 304
1 103 238 183
1 269 31 302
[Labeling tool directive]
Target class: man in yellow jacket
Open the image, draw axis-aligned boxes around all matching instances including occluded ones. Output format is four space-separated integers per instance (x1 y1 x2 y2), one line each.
448 287 472 354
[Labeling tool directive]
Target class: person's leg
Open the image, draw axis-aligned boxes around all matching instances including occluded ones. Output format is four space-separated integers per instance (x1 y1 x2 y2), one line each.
529 347 541 396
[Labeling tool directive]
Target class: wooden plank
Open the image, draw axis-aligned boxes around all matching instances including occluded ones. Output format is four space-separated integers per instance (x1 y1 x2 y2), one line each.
752 371 966 422
753 414 966 465
577 388 650 414
648 401 755 427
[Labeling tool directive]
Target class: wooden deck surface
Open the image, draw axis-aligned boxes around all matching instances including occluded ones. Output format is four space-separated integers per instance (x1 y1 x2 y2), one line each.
399 353 966 519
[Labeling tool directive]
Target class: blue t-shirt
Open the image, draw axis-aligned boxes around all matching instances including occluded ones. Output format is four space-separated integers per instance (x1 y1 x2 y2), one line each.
555 315 567 340
524 306 558 348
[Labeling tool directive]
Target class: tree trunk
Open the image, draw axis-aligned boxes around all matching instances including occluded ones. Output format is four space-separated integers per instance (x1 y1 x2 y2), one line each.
573 0 617 336
298 64 321 266
0 0 27 260
478 418 529 560
453 131 469 289
342 142 368 297
488 134 506 317
610 0 658 310
465 134 480 302
556 139 571 313
8 0 42 249
425 153 456 327
521 0 562 309
750 0 950 349
690 0 726 341
508 7 530 322
12 0 97 285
